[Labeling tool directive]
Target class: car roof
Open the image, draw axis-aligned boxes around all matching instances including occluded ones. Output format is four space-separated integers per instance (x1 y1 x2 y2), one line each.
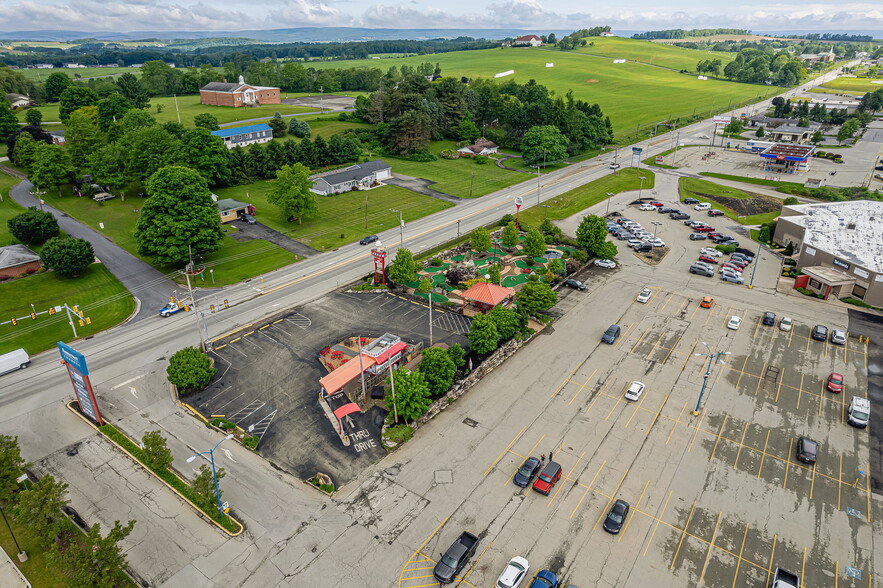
799 437 818 450
830 372 843 378
851 396 870 408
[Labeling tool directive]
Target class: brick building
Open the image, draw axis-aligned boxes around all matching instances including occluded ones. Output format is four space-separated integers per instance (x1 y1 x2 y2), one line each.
0 245 41 279
199 75 281 108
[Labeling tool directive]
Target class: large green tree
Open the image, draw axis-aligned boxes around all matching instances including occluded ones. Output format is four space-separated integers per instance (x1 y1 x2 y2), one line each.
388 248 420 283
166 346 216 392
470 226 491 255
178 127 230 186
135 166 225 264
522 227 546 258
118 125 180 183
29 142 74 197
0 435 28 504
58 86 99 123
193 113 220 131
24 108 42 127
141 431 173 471
10 131 36 170
501 221 519 249
516 277 558 314
575 214 609 257
521 125 569 167
40 237 94 276
418 347 456 395
116 72 150 109
96 93 133 131
88 143 129 190
385 369 432 424
17 474 69 549
837 118 859 144
52 520 135 588
65 106 104 169
44 72 72 102
488 305 521 340
0 99 19 141
267 163 317 224
468 312 500 354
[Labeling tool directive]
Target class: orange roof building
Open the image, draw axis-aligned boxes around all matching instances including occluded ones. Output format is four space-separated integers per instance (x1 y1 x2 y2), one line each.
460 282 515 312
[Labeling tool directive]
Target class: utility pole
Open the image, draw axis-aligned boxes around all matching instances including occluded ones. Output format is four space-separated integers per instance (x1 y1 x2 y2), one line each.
692 343 730 415
672 132 681 166
428 292 434 346
186 245 206 352
390 209 404 248
174 93 181 124
364 191 368 229
357 336 367 405
470 170 474 198
64 304 78 338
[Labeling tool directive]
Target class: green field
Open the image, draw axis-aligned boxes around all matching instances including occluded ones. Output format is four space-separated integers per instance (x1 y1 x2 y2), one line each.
307 47 777 139
0 264 135 354
0 174 26 246
569 36 737 72
519 167 655 227
679 177 780 225
0 510 71 587
17 66 136 81
817 77 883 94
213 183 452 251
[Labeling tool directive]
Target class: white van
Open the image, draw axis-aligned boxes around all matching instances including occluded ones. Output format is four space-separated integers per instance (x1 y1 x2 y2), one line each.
694 202 711 211
0 348 30 376
848 396 870 428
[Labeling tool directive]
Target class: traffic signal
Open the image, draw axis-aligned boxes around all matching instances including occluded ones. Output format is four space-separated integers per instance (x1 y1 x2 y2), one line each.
48 307 56 315
10 318 16 326
30 312 36 320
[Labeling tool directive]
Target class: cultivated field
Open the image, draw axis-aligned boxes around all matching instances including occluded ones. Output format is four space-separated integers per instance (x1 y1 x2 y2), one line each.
569 36 737 72
816 76 883 94
17 66 138 81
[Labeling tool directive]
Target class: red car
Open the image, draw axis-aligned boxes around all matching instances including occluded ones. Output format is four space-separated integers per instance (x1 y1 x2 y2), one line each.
707 232 723 239
532 460 562 495
708 210 724 217
649 201 664 207
826 372 844 394
694 226 716 233
728 259 749 269
697 255 719 264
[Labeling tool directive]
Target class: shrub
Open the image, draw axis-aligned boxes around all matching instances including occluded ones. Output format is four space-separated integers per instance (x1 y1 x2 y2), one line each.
241 436 259 449
524 257 535 266
430 257 443 266
383 424 414 445
716 244 737 254
784 258 796 266
474 154 489 165
406 151 437 162
783 197 799 205
167 347 215 393
573 250 589 263
499 214 515 226
211 418 237 430
796 287 814 296
461 277 488 289
439 149 460 159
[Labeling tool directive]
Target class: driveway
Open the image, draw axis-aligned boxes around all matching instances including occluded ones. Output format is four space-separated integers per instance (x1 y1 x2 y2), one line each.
8 178 177 322
228 220 319 257
384 174 462 203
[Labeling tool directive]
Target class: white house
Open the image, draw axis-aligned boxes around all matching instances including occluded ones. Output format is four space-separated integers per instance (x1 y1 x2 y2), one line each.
457 138 499 158
600 31 615 37
210 123 273 149
310 160 392 195
513 35 543 47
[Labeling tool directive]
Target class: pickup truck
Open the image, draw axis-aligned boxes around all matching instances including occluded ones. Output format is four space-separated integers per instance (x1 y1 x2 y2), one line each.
159 301 186 317
433 531 479 584
771 568 799 588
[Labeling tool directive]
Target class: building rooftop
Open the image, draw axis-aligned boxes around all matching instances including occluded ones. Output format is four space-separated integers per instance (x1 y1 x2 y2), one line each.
200 82 247 93
771 124 811 135
785 200 883 273
315 160 391 186
211 124 272 138
760 143 815 161
0 244 40 270
216 198 249 212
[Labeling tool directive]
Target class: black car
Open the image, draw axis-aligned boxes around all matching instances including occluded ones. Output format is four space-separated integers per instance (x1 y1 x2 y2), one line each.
603 499 630 534
796 437 818 464
359 235 379 245
762 312 776 326
710 234 730 243
812 324 828 341
707 210 725 217
671 212 690 220
564 278 587 291
684 197 699 205
513 457 542 487
633 243 652 252
658 206 673 213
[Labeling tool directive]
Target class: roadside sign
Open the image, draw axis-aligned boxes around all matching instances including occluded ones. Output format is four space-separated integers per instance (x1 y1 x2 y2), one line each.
713 115 732 124
655 156 664 163
632 147 643 154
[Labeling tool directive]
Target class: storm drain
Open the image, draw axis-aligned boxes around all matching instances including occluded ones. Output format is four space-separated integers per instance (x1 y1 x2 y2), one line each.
463 418 479 428
434 470 454 485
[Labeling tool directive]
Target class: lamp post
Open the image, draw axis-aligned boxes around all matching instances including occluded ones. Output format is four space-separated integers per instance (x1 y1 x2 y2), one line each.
747 241 764 289
692 342 731 415
390 208 404 248
542 205 550 221
605 192 615 216
186 433 235 517
456 219 461 240
651 221 662 236
30 188 46 211
638 176 647 200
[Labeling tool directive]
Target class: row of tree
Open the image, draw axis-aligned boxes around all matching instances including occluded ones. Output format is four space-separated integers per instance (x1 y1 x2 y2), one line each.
632 28 751 40
720 48 807 86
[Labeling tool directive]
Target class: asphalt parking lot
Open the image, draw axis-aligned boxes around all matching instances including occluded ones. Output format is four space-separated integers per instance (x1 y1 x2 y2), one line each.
192 290 468 484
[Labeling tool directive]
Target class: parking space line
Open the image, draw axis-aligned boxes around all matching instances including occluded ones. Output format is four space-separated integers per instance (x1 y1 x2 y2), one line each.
568 369 598 406
682 342 697 371
645 331 667 359
709 415 727 461
752 318 761 338
866 465 872 523
631 328 651 353
796 373 805 409
838 455 843 509
617 479 650 542
805 332 811 353
667 402 688 445
689 304 701 321
483 426 526 476
459 541 492 586
398 517 449 588
614 323 637 349
657 292 673 312
801 548 807 584
549 452 585 507
688 408 706 452
809 462 817 500
661 336 681 364
585 378 613 416
669 500 696 570
783 438 793 489
643 490 672 557
698 511 723 583
765 534 777 587
733 424 749 469
626 389 657 428
503 434 546 487
570 461 605 519
604 384 627 420
550 362 582 399
757 430 771 478
735 356 750 388
593 469 630 531
788 326 794 347
775 369 784 402
731 523 750 588
754 362 766 395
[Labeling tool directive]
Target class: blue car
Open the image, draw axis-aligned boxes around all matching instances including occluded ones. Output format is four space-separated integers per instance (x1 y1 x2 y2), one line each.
528 570 559 588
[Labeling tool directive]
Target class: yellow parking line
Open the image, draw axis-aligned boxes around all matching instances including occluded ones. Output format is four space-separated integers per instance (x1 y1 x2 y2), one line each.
483 426 526 476
645 330 667 359
593 468 630 531
775 369 784 402
866 464 872 523
757 430 771 478
752 317 761 338
788 326 794 347
796 373 805 409
631 327 651 353
614 323 637 349
681 342 697 371
605 384 627 420
399 517 449 588
735 356 750 388
801 548 807 584
783 438 793 489
805 331 811 353
550 362 581 399
669 500 697 570
618 480 650 542
643 490 672 557
503 434 546 487
688 407 707 452
570 461 606 519
819 380 825 417
548 452 585 507
733 424 749 469
809 462 817 500
662 335 681 364
667 402 688 445
709 415 727 461
838 455 843 510
459 541 492 584
658 293 674 312
731 523 750 588
586 378 613 416
568 369 598 406
754 362 766 395
698 511 723 583
765 534 778 587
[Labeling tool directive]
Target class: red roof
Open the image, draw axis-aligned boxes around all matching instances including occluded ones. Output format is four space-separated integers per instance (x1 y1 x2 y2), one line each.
460 282 515 306
373 341 408 365
515 35 542 42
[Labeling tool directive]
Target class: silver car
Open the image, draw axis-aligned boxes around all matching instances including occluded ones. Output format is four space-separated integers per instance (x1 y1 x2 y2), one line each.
830 329 847 345
720 273 744 284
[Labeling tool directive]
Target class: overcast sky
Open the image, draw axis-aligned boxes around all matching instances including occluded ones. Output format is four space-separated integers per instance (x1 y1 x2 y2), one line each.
5 0 883 33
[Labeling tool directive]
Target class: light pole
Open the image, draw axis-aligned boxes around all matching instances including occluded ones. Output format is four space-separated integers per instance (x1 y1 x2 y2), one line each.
651 221 662 235
692 342 731 415
186 433 235 517
638 176 647 200
31 188 46 211
747 241 764 289
390 208 404 248
542 205 550 221
605 192 614 216
456 219 461 240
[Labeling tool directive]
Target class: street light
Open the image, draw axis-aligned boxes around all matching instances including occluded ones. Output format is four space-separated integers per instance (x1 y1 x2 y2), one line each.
651 221 662 235
186 433 235 517
747 241 764 289
542 205 550 221
605 192 615 216
390 209 404 248
638 176 647 200
692 342 731 415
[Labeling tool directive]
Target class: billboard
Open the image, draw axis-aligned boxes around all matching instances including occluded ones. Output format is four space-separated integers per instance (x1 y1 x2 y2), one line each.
57 341 103 426
713 116 732 124
655 156 664 163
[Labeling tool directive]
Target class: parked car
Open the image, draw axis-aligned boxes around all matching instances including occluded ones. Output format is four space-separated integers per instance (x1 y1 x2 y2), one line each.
694 226 715 233
685 220 703 227
496 557 530 588
633 243 652 252
689 233 707 240
648 239 665 247
731 253 752 262
639 203 656 211
434 532 479 584
609 163 621 169
240 213 257 224
699 248 723 257
625 381 646 401
706 232 723 240
707 210 725 217
601 324 621 344
684 197 699 204
636 288 652 303
532 461 562 495
648 201 664 207
812 325 828 341
727 316 742 330
528 570 559 588
697 255 718 265
830 329 847 345
564 279 587 291
602 500 631 534
671 212 690 220
594 259 616 269
694 202 711 210
710 234 731 244
762 312 776 326
689 264 714 277
720 273 744 284
779 317 793 331
826 372 844 394
848 396 871 428
719 239 739 247
796 437 818 464
359 234 379 245
658 206 673 214
721 263 743 273
513 457 542 487
700 296 714 308
627 239 643 248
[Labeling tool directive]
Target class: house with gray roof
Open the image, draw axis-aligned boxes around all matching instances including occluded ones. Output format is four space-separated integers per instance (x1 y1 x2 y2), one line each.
310 160 392 195
0 245 41 279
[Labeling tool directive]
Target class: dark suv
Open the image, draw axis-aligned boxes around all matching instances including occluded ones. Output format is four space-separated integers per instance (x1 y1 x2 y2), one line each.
762 312 776 326
812 325 828 341
796 437 818 464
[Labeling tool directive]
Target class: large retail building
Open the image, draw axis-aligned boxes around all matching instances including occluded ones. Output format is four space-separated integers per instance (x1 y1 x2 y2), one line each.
774 200 883 306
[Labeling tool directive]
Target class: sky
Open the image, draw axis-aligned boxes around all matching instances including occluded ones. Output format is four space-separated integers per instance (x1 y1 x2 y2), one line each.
3 0 883 34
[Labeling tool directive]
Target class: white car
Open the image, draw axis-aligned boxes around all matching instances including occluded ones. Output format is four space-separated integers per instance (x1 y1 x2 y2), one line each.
649 238 665 247
610 163 621 170
727 316 742 330
625 381 646 401
639 203 655 211
699 248 723 257
637 287 652 303
496 556 530 588
594 259 616 269
779 317 793 332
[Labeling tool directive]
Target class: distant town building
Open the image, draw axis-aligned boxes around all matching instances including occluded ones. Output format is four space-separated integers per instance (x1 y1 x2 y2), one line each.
210 123 273 149
5 93 35 108
513 35 543 47
33 64 54 69
199 75 281 108
600 31 615 37
63 63 85 68
797 49 835 64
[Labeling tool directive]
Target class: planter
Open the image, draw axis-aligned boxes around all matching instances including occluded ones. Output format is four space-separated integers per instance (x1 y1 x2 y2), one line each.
307 472 335 496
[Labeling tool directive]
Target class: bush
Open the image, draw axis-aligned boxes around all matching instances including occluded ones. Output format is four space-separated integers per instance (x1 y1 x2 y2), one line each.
716 244 737 254
211 418 237 430
474 154 489 165
383 424 414 445
167 347 215 393
241 436 259 449
430 257 443 266
352 282 389 291
796 287 814 296
7 208 59 245
783 197 799 206
499 214 515 227
406 151 437 162
524 257 535 266
573 250 589 263
784 258 796 266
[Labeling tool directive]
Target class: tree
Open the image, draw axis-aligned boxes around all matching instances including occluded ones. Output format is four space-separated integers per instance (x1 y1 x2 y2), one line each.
65 106 104 169
798 116 810 128
141 431 173 471
418 347 456 395
178 127 231 186
191 464 225 511
193 113 220 131
418 277 432 293
501 221 519 249
39 237 94 276
29 143 74 197
118 125 180 183
516 278 558 314
521 125 568 167
267 163 317 224
44 72 72 102
489 305 520 340
58 86 99 123
457 112 481 143
0 99 19 141
575 214 608 257
166 346 216 392
96 93 132 131
116 72 149 109
759 225 771 243
10 131 36 171
385 369 432 424
24 108 42 127
470 226 491 255
135 166 225 264
447 343 465 368
548 258 563 275
755 126 765 138
17 474 69 549
522 227 546 258
289 118 310 138
837 118 859 144
487 263 501 285
386 109 431 155
88 143 128 190
0 435 28 504
468 312 500 354
6 125 52 163
811 130 824 144
53 520 135 588
7 208 58 245
268 117 287 138
388 248 419 283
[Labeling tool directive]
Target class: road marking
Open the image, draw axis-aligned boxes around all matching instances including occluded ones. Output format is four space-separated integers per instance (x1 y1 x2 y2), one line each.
783 438 793 489
605 385 627 420
757 430 771 478
754 362 766 395
765 534 778 587
838 455 843 510
483 426 526 476
503 434 546 487
398 517 449 588
733 424 749 469
661 335 680 364
548 452 584 507
735 356 750 388
796 373 805 409
809 461 817 500
617 479 649 542
568 369 597 406
801 547 807 585
112 374 146 389
222 448 237 463
631 327 651 353
571 461 605 519
586 378 613 416
669 500 697 570
643 490 672 557
550 362 581 399
682 342 697 371
698 511 723 583
731 523 750 588
688 407 706 452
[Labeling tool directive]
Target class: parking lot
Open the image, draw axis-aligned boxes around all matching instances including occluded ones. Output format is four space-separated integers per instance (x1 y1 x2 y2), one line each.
192 290 468 484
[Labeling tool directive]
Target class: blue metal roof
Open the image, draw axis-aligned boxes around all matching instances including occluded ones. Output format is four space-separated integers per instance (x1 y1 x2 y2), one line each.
211 123 272 138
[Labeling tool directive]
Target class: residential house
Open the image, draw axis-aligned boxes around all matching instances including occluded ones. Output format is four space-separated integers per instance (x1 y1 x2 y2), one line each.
5 93 35 108
210 123 273 149
216 198 250 223
600 31 615 37
199 75 281 107
0 245 41 279
457 138 499 158
48 130 66 145
33 64 54 69
310 160 392 195
513 35 543 47
63 63 85 68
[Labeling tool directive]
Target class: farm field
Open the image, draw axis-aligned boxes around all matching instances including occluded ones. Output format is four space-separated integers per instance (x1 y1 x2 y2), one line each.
568 36 737 72
307 47 778 138
816 76 883 94
17 66 136 81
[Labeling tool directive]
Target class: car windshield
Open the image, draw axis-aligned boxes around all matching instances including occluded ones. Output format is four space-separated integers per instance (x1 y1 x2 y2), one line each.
518 462 535 476
607 512 623 523
853 411 869 420
440 554 458 567
538 473 551 482
830 376 842 384
802 440 818 453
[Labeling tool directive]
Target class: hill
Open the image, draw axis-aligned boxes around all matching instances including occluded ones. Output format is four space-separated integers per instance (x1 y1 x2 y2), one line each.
567 36 737 72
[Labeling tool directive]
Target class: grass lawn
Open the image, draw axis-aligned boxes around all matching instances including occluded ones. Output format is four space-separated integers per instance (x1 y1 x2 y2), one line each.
807 87 865 97
0 174 27 246
817 77 883 94
0 264 135 354
15 103 62 124
307 48 778 141
679 177 781 225
214 182 451 251
0 513 70 588
18 66 137 81
519 167 655 227
276 118 371 141
698 172 804 191
193 237 298 287
146 95 319 126
568 36 737 72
